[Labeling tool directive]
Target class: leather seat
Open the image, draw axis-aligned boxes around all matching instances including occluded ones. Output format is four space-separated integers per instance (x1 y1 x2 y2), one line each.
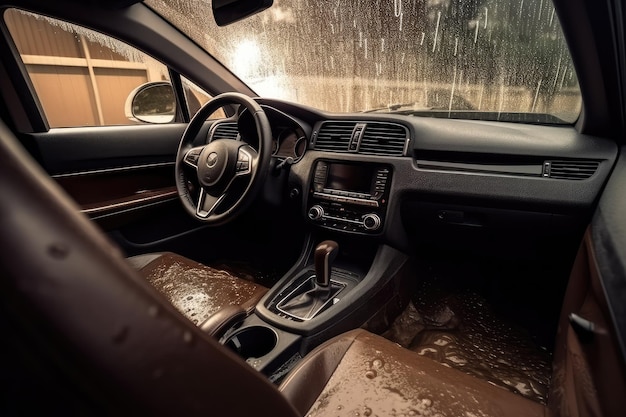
128 252 267 327
280 329 546 417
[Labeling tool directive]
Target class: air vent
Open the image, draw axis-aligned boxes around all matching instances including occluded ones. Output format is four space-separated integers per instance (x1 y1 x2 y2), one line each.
314 121 356 152
210 122 239 141
359 123 408 156
546 160 599 180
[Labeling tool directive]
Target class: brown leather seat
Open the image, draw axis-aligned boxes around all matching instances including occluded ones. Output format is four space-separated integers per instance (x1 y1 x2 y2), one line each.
280 329 547 417
128 252 267 327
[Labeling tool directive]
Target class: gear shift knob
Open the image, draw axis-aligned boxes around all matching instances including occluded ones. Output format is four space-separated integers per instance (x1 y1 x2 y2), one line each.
314 240 339 288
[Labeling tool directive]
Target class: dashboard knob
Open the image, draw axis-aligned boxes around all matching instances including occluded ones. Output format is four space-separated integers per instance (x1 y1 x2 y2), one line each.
308 205 324 221
362 213 381 231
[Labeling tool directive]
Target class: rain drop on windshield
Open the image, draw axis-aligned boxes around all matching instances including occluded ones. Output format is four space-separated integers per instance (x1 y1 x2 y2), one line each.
147 0 581 123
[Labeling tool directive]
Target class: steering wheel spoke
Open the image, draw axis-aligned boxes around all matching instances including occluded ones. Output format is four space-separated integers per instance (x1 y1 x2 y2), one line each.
183 146 205 169
196 188 227 218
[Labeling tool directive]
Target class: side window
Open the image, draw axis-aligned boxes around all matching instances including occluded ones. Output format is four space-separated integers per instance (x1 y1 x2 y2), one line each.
181 76 226 120
4 8 175 128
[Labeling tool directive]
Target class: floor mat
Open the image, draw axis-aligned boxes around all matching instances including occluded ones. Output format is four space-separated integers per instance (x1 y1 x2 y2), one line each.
382 279 552 404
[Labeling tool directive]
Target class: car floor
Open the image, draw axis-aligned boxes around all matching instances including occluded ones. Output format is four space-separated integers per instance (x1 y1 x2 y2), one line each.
381 262 554 405
213 260 287 288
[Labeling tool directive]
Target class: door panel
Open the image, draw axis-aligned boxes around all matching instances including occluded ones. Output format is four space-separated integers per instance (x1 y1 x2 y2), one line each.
22 123 214 251
549 231 626 417
548 148 626 417
590 148 626 362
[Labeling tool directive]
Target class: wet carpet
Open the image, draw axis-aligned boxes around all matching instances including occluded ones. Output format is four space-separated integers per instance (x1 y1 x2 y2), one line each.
382 279 552 404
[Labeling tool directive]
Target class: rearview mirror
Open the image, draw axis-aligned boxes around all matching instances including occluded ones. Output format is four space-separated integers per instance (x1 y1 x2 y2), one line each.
125 82 176 124
212 0 273 26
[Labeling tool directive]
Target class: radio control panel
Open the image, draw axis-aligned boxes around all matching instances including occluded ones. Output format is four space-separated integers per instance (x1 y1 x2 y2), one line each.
307 160 391 234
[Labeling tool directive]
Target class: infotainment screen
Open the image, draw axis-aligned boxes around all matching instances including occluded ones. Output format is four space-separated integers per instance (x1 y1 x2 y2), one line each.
326 163 374 193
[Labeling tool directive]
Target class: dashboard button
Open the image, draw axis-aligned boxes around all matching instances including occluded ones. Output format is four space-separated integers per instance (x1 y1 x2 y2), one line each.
363 213 382 231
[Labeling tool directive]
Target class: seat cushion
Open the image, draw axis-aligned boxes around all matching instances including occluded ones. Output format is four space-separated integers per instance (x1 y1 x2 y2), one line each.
129 252 267 325
280 329 547 417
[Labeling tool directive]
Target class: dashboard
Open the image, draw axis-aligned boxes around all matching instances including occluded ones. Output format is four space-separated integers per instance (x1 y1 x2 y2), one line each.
206 98 617 252
208 105 309 161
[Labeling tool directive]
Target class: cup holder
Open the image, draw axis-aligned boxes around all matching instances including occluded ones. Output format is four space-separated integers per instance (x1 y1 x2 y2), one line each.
224 325 278 359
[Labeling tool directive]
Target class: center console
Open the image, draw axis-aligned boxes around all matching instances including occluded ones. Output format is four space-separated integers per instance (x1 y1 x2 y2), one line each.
307 161 391 234
218 160 407 384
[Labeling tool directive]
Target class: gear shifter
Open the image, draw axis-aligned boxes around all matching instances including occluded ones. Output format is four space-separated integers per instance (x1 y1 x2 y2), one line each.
314 240 339 289
277 240 342 320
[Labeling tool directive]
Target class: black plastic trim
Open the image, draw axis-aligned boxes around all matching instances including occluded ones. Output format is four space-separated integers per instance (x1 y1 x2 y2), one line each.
256 244 409 335
411 118 616 159
27 124 191 174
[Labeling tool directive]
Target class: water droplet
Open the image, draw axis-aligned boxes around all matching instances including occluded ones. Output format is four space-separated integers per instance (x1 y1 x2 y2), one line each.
365 370 377 379
148 305 159 317
187 295 193 300
363 407 372 416
337 405 343 410
373 359 384 369
421 398 432 407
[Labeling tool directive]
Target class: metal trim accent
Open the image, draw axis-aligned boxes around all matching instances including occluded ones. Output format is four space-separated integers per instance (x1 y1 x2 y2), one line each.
313 191 379 207
52 162 174 178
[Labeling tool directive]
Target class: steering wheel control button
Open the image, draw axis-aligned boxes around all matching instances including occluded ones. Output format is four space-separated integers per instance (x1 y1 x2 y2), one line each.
184 148 203 167
235 148 253 176
236 161 249 173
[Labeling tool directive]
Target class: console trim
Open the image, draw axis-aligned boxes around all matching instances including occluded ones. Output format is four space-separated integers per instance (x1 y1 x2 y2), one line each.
276 278 346 321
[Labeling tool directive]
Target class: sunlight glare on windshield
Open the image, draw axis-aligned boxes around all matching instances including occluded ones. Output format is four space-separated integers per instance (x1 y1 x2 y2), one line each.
232 39 262 78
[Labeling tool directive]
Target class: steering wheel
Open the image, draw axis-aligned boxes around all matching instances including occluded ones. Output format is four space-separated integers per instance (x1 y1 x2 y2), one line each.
175 92 272 225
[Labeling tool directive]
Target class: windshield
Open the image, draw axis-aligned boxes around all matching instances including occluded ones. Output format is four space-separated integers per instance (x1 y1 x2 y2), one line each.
146 0 581 124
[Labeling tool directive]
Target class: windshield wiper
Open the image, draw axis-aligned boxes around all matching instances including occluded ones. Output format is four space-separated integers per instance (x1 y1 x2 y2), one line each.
362 103 419 113
364 107 569 125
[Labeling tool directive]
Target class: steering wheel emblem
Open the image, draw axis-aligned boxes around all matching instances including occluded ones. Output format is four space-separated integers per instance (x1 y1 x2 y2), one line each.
206 152 219 168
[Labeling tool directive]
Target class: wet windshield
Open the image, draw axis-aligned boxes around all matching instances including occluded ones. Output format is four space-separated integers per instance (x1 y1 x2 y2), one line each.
146 0 581 123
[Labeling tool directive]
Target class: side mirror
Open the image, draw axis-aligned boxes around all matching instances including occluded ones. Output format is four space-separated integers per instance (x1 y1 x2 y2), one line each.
125 82 176 124
212 0 273 26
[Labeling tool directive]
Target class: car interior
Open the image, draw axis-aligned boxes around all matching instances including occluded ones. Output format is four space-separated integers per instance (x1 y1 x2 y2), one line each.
0 0 625 416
